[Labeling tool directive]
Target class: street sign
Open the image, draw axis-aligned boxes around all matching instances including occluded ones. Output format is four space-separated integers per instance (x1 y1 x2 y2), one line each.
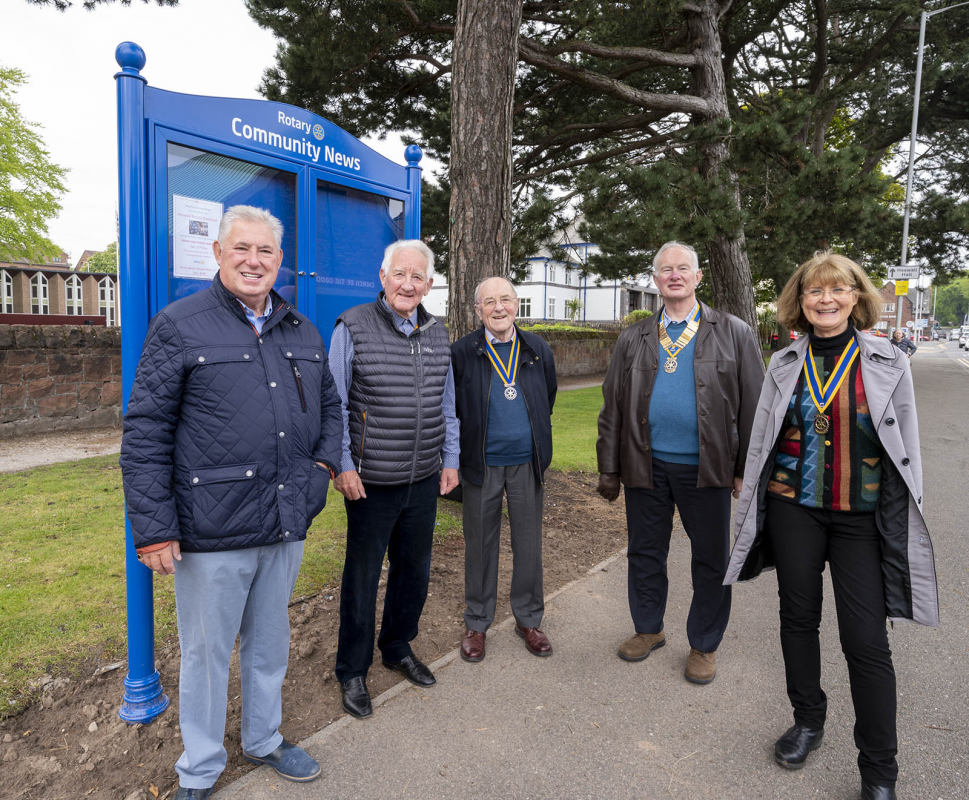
888 265 920 280
895 280 909 296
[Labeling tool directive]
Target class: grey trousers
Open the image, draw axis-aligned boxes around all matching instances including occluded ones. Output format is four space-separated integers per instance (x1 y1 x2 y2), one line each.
463 463 544 632
172 541 304 789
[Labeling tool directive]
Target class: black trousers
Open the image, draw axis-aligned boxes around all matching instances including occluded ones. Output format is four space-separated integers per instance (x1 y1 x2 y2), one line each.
624 459 732 653
767 498 898 787
335 474 438 682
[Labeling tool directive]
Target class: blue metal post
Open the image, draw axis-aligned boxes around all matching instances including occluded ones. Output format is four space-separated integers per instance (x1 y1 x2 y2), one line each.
404 145 423 238
115 41 169 724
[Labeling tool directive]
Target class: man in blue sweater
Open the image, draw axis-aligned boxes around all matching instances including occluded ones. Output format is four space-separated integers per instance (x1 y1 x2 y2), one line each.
595 242 764 684
451 277 557 662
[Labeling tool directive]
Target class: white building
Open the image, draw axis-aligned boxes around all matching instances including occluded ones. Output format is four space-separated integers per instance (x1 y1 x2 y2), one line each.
424 239 660 323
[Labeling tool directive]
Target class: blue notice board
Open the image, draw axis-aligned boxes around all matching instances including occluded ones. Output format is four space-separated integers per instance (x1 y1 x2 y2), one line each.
114 41 421 724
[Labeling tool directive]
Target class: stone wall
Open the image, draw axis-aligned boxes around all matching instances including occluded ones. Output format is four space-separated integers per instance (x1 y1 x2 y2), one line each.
0 325 618 439
534 329 619 377
0 325 122 439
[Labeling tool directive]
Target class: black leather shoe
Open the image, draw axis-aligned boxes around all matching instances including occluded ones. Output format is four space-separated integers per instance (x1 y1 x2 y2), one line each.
382 654 436 686
774 724 824 769
174 789 213 800
340 676 373 718
860 780 897 800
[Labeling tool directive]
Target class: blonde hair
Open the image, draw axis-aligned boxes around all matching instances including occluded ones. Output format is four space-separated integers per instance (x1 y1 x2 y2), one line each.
776 251 882 332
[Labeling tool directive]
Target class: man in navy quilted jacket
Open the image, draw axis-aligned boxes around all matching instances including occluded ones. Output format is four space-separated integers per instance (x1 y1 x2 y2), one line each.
120 206 342 800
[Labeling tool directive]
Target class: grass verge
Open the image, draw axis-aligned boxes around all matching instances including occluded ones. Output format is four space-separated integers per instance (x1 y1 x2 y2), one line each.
0 388 595 716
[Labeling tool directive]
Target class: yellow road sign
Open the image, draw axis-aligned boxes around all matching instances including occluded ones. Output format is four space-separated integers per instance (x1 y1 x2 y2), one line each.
895 280 909 296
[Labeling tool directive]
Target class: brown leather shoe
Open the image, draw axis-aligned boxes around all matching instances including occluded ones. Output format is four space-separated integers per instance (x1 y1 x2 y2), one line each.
685 647 716 684
460 629 486 662
617 631 666 662
515 624 552 657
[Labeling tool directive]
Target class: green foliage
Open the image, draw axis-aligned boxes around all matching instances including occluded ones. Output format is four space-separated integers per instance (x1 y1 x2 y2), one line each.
623 309 653 325
80 241 118 274
520 322 599 335
0 67 68 263
565 297 583 323
933 275 969 327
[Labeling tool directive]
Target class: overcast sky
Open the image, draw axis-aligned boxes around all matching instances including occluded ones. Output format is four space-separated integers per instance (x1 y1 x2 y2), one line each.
4 0 414 266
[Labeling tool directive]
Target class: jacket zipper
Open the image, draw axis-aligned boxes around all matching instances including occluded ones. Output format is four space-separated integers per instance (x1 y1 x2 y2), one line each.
411 337 422 482
357 409 367 472
290 360 306 412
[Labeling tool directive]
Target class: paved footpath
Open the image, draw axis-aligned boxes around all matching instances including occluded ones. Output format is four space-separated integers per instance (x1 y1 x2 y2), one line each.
218 354 969 800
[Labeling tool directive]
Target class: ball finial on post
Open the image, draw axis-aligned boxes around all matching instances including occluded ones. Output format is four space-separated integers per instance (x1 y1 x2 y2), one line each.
115 42 147 73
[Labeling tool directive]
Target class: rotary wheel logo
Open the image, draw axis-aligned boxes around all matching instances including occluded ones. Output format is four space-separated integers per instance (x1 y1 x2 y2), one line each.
312 124 324 140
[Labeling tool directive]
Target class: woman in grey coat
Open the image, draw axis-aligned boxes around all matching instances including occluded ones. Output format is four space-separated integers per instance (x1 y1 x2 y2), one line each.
724 252 939 800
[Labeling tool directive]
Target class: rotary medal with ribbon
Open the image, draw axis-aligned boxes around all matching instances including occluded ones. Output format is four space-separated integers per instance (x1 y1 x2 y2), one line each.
658 304 701 373
484 334 521 400
803 338 859 434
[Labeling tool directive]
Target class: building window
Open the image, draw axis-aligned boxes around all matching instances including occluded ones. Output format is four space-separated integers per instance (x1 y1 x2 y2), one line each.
65 275 83 315
99 277 116 326
548 264 557 283
547 297 556 319
519 297 531 318
1 270 12 314
30 273 49 314
565 268 573 286
883 302 895 313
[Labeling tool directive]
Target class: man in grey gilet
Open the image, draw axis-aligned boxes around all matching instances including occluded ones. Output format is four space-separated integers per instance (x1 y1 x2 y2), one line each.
328 240 459 718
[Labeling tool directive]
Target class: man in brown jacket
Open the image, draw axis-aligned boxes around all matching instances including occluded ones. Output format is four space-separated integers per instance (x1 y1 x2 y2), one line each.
596 241 764 684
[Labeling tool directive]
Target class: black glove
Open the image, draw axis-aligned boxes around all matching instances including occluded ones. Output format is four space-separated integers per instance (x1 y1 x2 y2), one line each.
596 473 621 502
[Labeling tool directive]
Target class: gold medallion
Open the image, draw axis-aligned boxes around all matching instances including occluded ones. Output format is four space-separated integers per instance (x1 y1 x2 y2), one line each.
664 357 678 373
813 414 830 434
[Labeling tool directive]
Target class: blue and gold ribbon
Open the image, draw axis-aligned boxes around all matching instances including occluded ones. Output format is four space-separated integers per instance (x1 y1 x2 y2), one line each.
484 334 521 390
803 338 859 427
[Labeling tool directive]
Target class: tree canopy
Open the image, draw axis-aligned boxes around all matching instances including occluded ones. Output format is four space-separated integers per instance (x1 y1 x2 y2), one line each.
248 0 969 309
80 241 118 274
0 66 68 263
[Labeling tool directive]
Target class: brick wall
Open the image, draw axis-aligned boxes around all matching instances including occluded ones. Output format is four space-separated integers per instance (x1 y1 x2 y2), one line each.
534 329 619 377
0 325 122 439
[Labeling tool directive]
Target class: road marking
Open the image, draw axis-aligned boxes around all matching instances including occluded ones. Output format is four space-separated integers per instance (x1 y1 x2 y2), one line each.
959 358 969 371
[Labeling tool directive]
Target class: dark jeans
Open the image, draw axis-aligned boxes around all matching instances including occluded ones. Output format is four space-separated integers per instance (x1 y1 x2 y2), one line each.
335 474 438 682
767 498 898 787
624 459 732 653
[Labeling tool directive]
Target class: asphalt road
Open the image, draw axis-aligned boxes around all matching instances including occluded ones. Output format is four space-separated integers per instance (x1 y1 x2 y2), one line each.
216 350 968 800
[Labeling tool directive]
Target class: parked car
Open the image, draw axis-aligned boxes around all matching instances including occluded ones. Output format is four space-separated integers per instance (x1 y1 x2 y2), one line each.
950 330 960 341
960 334 968 349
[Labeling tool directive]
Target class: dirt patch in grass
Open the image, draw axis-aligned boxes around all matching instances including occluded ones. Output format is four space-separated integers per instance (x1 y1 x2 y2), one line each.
0 471 627 800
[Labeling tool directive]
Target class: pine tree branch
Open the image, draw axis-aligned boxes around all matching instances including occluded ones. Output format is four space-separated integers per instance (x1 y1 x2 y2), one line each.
535 39 699 69
515 132 679 184
516 38 710 116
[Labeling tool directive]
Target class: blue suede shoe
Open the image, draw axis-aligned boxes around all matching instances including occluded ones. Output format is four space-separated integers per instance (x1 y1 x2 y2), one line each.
243 739 321 782
174 788 213 800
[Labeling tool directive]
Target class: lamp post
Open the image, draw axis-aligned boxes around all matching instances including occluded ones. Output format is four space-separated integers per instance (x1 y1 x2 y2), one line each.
896 1 969 333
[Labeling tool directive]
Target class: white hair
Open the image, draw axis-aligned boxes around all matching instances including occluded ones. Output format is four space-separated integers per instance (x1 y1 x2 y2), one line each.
218 206 284 249
381 239 435 276
652 241 699 274
474 276 517 304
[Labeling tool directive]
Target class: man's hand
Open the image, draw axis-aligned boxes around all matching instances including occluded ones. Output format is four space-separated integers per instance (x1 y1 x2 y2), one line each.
335 469 367 501
596 473 621 502
139 541 181 575
440 468 459 496
732 476 743 500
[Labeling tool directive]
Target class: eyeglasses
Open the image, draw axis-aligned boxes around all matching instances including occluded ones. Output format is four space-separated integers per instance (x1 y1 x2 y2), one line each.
802 286 855 300
477 296 518 310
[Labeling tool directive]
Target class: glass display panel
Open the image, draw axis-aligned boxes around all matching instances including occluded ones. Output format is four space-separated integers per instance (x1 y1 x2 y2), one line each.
314 179 404 336
166 143 297 304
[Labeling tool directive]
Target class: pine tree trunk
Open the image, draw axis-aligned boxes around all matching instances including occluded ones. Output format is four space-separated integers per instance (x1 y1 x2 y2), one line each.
446 0 523 341
687 0 758 332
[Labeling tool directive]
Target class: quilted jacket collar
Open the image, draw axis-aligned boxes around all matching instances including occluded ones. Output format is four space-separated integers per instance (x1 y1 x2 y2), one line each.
212 273 291 334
